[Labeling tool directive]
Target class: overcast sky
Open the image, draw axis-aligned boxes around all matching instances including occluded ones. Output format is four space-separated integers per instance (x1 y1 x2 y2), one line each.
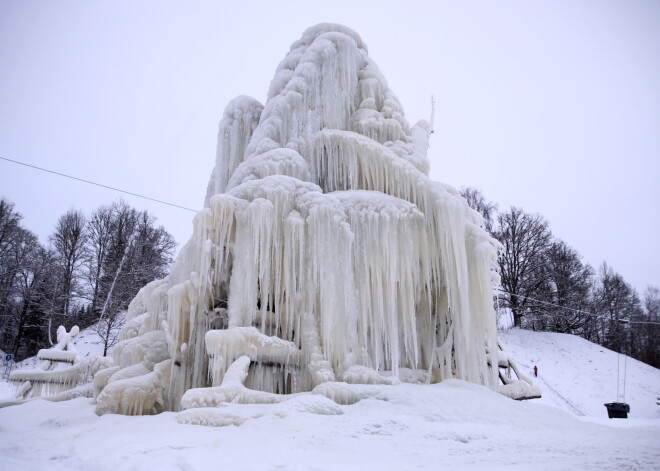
1 0 658 293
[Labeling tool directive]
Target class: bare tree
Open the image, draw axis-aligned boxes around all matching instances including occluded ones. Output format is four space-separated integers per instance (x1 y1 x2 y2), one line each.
0 199 57 359
592 263 641 353
50 210 87 319
631 286 660 367
0 200 23 316
85 205 114 314
493 207 552 328
0 200 22 260
644 286 660 317
1 199 176 360
91 200 176 355
10 241 55 357
535 240 594 334
460 187 498 233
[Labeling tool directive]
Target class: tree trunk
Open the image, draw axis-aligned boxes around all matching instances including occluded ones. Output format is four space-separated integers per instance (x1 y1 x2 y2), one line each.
513 312 523 328
12 301 29 357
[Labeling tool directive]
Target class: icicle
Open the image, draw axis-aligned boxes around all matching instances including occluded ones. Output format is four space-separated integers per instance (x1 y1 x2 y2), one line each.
94 23 509 416
205 96 264 203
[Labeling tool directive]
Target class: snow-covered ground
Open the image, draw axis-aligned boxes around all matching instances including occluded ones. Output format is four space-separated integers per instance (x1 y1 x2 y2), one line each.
0 328 658 470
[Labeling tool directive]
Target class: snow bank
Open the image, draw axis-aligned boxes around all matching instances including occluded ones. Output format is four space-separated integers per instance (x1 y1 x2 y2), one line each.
1 380 658 470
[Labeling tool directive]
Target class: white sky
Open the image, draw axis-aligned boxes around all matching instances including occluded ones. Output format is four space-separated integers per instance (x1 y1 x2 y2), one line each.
1 0 658 293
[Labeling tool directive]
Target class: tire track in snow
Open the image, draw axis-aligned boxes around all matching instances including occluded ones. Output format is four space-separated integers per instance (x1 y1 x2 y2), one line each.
536 374 585 416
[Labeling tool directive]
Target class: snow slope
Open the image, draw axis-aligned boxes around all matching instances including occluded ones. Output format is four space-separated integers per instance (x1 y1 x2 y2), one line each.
499 328 660 419
0 329 658 470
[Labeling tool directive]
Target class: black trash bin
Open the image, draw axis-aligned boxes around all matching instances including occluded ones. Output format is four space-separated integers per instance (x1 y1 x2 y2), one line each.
604 402 630 418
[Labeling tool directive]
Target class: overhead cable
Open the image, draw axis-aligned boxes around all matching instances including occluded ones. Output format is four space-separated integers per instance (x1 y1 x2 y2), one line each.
495 288 660 325
0 156 199 213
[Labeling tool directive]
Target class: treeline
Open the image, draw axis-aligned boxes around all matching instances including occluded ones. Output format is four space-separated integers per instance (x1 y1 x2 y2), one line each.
0 199 176 360
461 188 660 368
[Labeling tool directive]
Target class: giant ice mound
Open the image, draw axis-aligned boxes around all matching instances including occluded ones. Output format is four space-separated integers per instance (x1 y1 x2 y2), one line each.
94 23 533 416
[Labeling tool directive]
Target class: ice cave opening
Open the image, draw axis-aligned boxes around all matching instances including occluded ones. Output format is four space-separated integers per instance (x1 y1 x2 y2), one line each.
93 23 540 417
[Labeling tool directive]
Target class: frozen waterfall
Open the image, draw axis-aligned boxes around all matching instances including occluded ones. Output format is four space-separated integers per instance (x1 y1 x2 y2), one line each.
94 23 536 416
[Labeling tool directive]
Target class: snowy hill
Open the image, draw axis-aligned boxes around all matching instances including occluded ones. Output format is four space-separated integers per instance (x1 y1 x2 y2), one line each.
499 328 660 419
1 329 659 470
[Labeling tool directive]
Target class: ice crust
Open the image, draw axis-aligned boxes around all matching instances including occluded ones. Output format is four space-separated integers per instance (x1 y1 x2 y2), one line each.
94 23 523 416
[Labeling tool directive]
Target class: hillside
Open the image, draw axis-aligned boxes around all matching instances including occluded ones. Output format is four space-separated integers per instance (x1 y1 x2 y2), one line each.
499 328 660 419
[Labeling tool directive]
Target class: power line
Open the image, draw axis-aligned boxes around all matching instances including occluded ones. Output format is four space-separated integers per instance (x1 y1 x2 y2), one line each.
4 155 659 326
0 156 199 213
617 319 660 326
494 288 594 316
495 288 660 325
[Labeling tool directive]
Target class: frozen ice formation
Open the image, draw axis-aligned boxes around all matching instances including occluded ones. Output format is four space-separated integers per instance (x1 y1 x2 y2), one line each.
9 325 113 401
94 23 536 416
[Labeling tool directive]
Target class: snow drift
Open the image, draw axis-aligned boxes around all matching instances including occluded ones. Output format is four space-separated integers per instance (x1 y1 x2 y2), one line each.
94 23 537 416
